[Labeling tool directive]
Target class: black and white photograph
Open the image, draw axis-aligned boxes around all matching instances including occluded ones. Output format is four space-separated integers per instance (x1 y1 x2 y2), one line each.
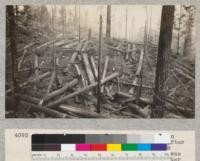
5 5 195 118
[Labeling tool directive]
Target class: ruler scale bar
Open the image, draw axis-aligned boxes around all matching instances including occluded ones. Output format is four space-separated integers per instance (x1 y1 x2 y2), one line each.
32 151 170 161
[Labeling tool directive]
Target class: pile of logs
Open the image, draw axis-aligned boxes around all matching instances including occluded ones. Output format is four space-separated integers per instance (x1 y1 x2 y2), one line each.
6 35 155 118
165 56 195 118
6 35 194 118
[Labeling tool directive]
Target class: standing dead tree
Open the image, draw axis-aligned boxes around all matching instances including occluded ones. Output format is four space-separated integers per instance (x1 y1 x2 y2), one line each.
151 6 175 118
183 6 195 57
47 6 58 94
106 5 111 41
125 8 128 40
59 6 67 38
7 5 18 90
78 6 81 43
97 15 103 113
176 6 182 54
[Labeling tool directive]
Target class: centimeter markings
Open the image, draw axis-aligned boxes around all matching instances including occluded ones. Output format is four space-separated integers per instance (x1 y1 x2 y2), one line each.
32 157 170 161
32 153 170 161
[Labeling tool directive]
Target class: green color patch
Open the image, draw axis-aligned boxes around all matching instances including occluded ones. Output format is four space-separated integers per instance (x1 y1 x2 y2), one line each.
122 144 137 151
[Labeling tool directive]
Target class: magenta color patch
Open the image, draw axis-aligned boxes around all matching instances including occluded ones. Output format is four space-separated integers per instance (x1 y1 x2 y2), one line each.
76 144 91 151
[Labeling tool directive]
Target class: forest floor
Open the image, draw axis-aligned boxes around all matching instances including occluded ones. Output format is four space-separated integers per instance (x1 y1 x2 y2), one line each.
6 31 195 118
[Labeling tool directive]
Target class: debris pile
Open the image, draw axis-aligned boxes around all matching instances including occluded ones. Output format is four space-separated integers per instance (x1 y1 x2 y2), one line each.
6 35 194 118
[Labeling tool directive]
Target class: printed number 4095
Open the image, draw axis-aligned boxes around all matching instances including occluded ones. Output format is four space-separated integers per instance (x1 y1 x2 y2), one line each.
14 133 28 138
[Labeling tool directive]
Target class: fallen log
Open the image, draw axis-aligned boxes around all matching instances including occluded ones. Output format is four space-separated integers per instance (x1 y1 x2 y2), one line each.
61 40 79 48
175 63 194 78
90 56 98 79
122 97 137 104
18 48 28 70
106 45 124 53
101 55 109 92
58 104 107 118
82 53 95 84
135 49 144 76
6 72 51 95
17 42 35 64
105 86 114 100
74 64 86 87
34 54 39 84
35 39 59 51
40 79 78 105
14 94 76 118
129 49 144 94
127 49 137 53
105 106 128 115
63 43 83 74
70 43 82 63
54 39 70 47
121 111 142 118
174 67 194 81
44 72 119 109
81 41 89 52
15 93 39 104
117 91 132 98
127 103 149 118
165 112 183 119
177 60 193 72
166 98 193 112
125 44 131 60
20 101 67 118
46 71 56 94
102 56 109 79
6 68 31 75
116 92 152 104
111 80 153 89
54 48 76 52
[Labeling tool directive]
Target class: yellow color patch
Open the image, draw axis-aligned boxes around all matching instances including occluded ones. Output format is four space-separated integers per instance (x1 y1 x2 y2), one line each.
107 144 121 151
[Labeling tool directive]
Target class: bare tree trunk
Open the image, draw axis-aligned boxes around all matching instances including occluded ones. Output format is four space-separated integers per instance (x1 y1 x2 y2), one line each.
97 15 103 113
183 6 195 57
84 10 88 30
177 6 182 54
151 6 175 118
125 8 128 40
15 5 19 16
131 17 135 41
74 5 78 32
78 6 81 43
148 6 152 45
106 5 111 41
7 5 18 89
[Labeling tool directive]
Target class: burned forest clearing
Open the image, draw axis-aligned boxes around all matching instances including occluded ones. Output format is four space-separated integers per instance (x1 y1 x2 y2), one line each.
6 5 195 118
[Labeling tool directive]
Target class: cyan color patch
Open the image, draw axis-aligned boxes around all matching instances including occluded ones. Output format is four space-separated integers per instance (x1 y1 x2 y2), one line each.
137 144 151 151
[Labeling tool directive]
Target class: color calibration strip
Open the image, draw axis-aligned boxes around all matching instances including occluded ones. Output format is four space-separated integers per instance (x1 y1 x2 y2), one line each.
32 143 168 151
32 134 170 144
32 134 169 152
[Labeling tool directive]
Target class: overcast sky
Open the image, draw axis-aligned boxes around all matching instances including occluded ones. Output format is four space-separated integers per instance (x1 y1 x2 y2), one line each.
46 5 181 42
48 5 162 41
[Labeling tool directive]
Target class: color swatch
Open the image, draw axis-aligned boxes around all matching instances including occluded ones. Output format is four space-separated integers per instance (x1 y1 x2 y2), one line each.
32 143 167 151
32 134 169 152
32 134 170 144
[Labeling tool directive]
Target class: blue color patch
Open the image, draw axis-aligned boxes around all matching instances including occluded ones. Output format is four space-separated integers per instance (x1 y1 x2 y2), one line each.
137 144 151 151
